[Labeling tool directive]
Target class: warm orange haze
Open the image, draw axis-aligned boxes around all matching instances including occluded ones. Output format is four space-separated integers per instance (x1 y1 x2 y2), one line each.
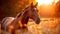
0 0 60 34
34 0 59 18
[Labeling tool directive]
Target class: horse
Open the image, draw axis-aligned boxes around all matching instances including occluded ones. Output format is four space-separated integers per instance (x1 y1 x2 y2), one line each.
1 2 40 34
0 21 1 24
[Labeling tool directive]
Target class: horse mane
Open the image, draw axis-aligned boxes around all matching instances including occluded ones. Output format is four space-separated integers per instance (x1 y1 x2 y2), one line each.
16 6 29 18
15 6 30 25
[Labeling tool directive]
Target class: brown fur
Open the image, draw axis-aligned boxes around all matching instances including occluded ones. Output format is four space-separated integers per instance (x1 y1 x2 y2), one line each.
1 2 40 34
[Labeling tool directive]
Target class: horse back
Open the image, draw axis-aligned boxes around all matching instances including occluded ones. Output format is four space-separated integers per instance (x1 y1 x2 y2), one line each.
1 17 15 31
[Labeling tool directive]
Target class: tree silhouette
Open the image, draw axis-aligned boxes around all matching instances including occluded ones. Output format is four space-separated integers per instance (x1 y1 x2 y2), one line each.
55 0 60 17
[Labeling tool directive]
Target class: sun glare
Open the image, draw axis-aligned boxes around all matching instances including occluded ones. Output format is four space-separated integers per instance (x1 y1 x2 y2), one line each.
54 0 59 3
36 0 59 6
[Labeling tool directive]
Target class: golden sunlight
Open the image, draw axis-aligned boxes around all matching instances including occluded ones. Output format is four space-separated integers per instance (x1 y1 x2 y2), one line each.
36 0 59 6
54 0 59 3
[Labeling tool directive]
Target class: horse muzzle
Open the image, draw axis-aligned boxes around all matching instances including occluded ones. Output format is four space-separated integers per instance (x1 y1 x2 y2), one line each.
35 18 40 24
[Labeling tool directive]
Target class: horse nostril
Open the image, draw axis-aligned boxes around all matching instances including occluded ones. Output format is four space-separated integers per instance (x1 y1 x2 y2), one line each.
35 18 40 24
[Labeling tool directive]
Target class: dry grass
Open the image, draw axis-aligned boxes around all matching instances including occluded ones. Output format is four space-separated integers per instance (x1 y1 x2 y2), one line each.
1 18 60 34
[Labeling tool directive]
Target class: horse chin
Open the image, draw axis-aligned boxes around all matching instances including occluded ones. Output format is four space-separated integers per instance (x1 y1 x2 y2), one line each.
35 18 40 24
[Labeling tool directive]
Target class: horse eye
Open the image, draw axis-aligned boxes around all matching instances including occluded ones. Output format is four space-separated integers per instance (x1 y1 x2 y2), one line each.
32 8 38 12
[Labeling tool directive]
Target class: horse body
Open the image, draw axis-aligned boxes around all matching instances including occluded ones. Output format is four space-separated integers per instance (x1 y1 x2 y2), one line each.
1 17 15 31
1 2 40 34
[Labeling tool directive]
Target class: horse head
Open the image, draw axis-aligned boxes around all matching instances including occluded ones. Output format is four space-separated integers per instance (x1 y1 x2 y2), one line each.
28 2 40 24
16 2 40 25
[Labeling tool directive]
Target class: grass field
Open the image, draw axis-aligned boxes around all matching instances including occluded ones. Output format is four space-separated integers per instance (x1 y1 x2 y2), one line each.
1 18 60 34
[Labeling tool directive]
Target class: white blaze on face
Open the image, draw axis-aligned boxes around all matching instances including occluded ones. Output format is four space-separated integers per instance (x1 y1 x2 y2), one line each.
36 0 59 6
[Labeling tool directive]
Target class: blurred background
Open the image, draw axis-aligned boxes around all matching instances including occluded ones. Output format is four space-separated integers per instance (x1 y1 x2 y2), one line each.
0 0 60 34
0 0 60 20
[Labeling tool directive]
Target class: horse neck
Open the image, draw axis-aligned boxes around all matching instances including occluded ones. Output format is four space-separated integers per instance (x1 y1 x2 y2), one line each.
21 16 29 24
12 7 30 25
20 10 29 24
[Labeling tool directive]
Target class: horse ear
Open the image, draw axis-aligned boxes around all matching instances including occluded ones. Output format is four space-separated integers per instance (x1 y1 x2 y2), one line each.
34 2 38 7
31 2 34 7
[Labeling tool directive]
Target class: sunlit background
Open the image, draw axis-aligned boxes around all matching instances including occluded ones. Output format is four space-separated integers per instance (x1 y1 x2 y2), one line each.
36 0 59 6
0 0 60 34
34 0 59 18
0 0 60 20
